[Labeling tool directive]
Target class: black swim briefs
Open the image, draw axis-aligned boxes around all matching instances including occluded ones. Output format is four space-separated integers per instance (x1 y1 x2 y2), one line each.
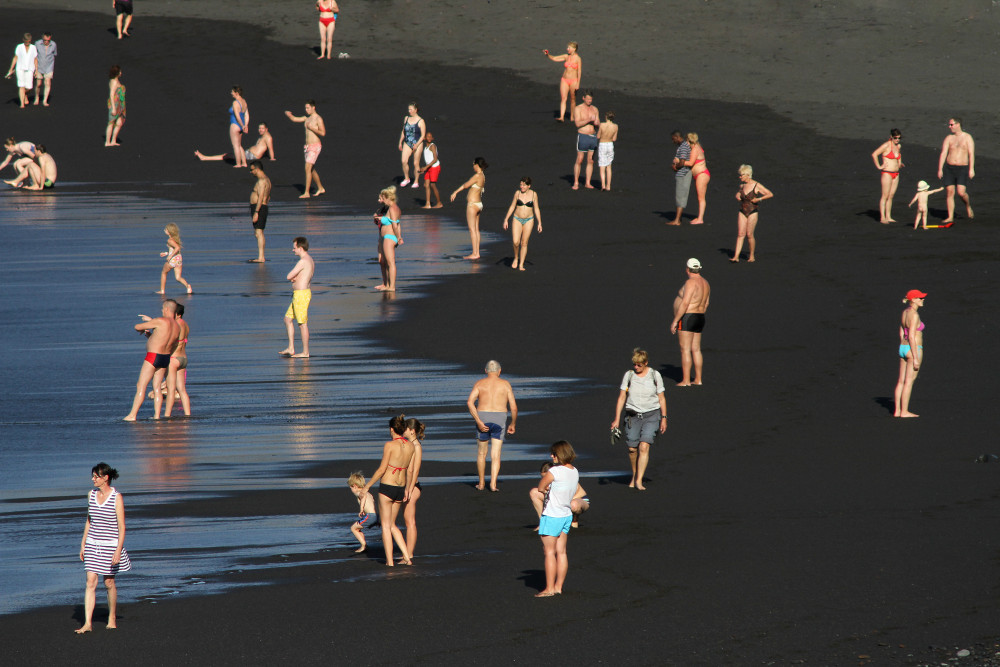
251 204 268 230
678 313 706 333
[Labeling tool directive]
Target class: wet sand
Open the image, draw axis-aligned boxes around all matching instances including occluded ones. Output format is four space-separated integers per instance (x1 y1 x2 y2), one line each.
2 3 1000 665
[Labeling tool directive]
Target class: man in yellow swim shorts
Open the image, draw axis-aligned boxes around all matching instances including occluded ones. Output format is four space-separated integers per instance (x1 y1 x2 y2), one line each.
279 236 314 358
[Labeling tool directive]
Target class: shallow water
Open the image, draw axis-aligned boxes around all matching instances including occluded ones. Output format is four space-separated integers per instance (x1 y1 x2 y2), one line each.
0 191 583 614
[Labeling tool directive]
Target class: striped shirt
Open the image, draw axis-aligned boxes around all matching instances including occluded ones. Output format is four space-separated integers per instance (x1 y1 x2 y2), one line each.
675 140 691 176
84 487 132 575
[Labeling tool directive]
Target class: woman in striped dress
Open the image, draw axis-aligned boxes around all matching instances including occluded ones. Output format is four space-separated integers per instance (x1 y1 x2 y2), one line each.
75 463 132 633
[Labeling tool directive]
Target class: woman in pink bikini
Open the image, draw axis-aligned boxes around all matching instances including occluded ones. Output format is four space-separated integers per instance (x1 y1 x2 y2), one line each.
544 42 581 122
893 289 925 418
316 0 339 60
871 128 904 223
673 132 710 224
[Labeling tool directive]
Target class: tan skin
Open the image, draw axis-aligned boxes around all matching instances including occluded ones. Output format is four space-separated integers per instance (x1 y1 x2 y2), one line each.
502 181 542 271
893 297 924 418
534 452 577 597
544 44 581 122
375 193 403 291
730 171 774 263
105 71 125 147
402 423 423 557
75 471 127 633
316 0 340 60
871 132 903 223
362 429 416 566
123 303 180 421
163 315 190 417
229 90 250 168
610 359 667 490
156 228 193 295
451 161 486 260
674 137 709 224
398 105 426 186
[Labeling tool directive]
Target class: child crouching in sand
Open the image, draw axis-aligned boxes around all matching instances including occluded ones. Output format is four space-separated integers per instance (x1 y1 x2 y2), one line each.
348 471 377 552
534 441 579 597
908 180 944 229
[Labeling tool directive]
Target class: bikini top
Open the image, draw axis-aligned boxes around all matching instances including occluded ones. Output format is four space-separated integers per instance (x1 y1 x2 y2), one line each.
902 320 925 340
693 157 705 165
516 197 533 207
471 182 484 193
379 215 400 226
564 60 579 69
884 149 899 160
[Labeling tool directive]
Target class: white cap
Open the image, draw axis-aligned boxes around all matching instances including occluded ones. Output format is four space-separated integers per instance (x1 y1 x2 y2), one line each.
687 258 702 270
917 180 929 192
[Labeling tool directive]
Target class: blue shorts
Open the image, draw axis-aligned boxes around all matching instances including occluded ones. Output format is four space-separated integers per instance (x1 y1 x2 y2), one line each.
475 411 507 441
576 133 598 152
538 515 572 536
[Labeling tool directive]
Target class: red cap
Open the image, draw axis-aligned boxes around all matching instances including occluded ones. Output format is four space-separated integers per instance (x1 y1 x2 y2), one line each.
905 289 927 301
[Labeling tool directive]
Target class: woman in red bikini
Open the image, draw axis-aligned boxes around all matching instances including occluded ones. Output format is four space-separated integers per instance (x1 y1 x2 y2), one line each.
673 132 710 224
362 415 416 566
544 42 581 122
871 128 904 223
316 0 339 60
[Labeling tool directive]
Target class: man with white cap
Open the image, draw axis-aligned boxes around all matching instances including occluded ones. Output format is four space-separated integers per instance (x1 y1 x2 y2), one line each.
670 258 711 386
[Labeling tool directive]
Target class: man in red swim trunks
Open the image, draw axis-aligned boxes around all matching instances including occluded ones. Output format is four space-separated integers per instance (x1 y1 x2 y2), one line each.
124 299 180 421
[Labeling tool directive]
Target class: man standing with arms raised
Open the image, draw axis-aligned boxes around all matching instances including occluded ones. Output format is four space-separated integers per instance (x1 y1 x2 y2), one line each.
467 360 518 491
937 117 975 223
124 300 180 421
572 90 599 190
670 258 711 387
285 101 326 199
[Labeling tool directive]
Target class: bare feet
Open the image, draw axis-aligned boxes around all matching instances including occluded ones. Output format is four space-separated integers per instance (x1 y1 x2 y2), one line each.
432 203 443 209
463 254 480 260
374 285 395 291
278 348 294 356
729 257 739 263
666 221 681 226
248 258 265 263
317 54 325 60
122 415 136 422
3 179 19 187
677 382 692 387
106 622 117 630
314 188 325 197
941 218 954 223
571 184 579 190
75 625 92 634
475 483 485 491
748 257 755 263
519 266 526 272
422 205 432 209
585 184 596 189
511 261 519 270
298 193 311 199
354 545 366 553
897 412 919 418
291 352 310 358
153 290 164 295
967 205 974 218
535 590 558 597
636 484 646 491
187 286 193 294
690 219 704 225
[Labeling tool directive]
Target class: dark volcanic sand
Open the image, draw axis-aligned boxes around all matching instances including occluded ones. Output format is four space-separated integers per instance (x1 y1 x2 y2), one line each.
2 5 1000 666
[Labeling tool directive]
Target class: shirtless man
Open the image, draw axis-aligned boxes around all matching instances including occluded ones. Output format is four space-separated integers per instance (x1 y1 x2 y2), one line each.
279 237 314 358
466 360 518 491
124 300 181 421
572 90 599 190
195 122 275 163
248 162 271 263
285 101 326 199
937 117 975 223
7 143 56 189
670 258 711 387
596 110 618 191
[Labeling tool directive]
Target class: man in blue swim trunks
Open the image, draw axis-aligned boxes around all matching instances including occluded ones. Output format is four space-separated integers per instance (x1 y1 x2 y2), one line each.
572 90 599 190
467 360 518 491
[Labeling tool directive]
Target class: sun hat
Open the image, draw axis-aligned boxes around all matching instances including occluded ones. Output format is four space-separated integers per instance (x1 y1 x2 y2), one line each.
917 181 929 192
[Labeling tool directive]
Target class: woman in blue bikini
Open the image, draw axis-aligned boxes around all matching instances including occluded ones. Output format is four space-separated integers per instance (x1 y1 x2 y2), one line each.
362 415 416 566
374 185 403 291
502 177 543 271
893 289 925 417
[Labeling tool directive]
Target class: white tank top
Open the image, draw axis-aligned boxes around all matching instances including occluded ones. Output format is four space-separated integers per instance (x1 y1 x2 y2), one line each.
423 144 439 168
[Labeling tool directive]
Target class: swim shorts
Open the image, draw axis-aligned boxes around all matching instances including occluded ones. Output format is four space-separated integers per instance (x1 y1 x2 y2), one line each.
576 133 598 153
678 313 706 333
942 163 969 188
245 148 258 162
624 409 659 448
475 411 507 442
251 204 268 230
144 352 171 369
285 288 311 324
115 0 133 15
303 143 322 165
538 515 572 536
597 142 615 167
425 165 441 183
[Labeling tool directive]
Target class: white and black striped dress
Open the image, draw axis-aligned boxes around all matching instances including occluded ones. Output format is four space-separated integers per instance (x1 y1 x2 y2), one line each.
83 488 132 576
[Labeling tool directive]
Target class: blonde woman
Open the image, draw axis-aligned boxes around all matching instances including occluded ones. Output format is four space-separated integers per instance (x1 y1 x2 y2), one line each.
374 186 403 291
893 290 925 418
156 223 193 295
673 132 709 224
544 42 582 122
450 157 488 260
730 164 773 263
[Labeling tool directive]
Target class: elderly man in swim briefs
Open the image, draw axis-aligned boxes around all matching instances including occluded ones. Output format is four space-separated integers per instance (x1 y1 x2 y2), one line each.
572 90 599 190
124 299 180 421
937 116 975 223
670 258 711 387
467 360 518 492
